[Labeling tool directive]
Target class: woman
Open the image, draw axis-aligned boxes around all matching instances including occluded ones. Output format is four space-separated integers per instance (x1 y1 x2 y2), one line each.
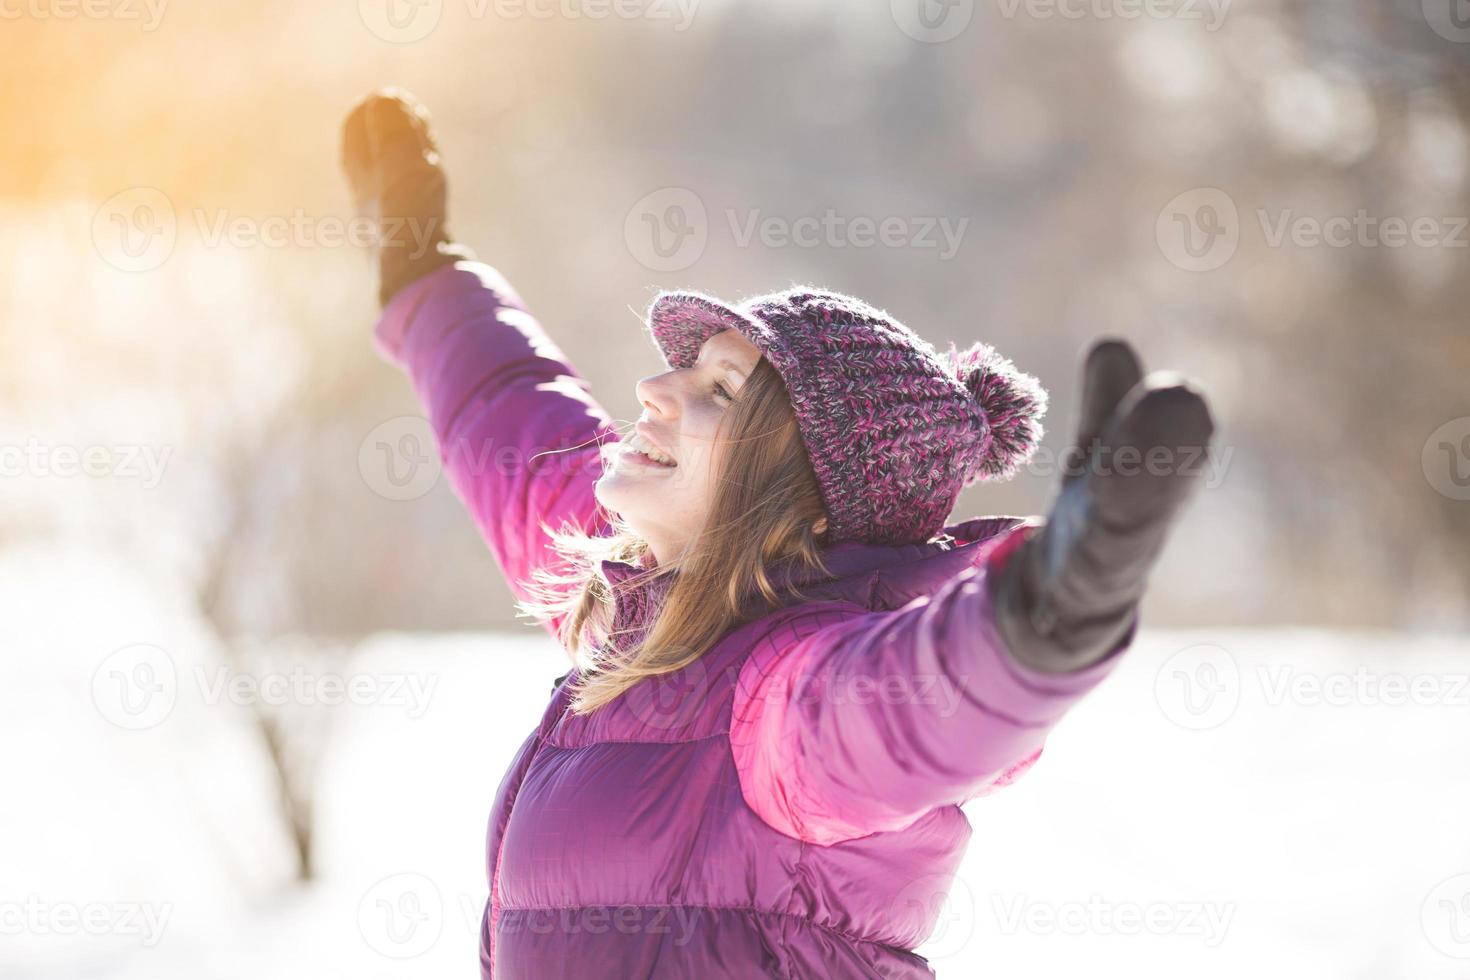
341 90 1214 979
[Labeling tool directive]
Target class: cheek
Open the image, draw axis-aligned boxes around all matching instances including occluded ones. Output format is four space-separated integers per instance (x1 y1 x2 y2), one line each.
670 450 714 508
679 431 723 495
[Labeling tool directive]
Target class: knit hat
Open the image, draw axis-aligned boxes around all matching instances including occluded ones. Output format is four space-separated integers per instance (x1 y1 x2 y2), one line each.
645 287 1048 546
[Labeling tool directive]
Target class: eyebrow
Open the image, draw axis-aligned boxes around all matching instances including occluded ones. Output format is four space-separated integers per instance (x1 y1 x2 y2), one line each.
697 352 749 377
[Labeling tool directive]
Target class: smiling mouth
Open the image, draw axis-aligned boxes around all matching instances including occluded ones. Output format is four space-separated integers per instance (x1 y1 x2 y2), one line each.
626 449 682 470
622 444 678 469
626 431 678 467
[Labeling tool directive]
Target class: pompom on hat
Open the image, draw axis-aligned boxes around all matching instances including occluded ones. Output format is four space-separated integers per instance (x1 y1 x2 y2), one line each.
645 286 1048 546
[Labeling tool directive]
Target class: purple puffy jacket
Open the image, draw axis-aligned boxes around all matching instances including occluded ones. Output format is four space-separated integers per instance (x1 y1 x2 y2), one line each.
373 262 1130 979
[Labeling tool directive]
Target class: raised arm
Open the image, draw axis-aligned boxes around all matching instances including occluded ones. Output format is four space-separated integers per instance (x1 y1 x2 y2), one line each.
343 90 616 651
732 340 1215 845
375 262 615 642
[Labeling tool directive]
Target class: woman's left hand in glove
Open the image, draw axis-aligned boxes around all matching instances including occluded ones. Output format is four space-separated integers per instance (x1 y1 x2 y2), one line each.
340 87 475 308
988 339 1216 674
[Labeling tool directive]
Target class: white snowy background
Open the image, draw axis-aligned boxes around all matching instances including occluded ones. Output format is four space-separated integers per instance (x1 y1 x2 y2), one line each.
5 546 1468 980
5 0 1469 975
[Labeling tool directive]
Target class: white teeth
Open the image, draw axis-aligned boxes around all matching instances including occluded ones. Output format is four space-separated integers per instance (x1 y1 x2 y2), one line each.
629 434 676 466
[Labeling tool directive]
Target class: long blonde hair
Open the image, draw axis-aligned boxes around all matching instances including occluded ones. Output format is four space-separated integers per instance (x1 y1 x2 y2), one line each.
516 357 833 715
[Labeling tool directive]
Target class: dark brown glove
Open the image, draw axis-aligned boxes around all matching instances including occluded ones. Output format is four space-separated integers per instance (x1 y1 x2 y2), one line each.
989 340 1216 673
341 87 475 308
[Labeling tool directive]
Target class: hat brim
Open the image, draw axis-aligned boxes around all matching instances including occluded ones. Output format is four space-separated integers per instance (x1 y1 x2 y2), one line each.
645 291 774 371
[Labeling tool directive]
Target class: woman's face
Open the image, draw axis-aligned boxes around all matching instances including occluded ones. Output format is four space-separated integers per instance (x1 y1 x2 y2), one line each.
596 329 763 565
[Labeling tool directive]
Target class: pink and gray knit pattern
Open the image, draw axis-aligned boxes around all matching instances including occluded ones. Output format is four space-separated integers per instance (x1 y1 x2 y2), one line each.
646 287 1049 546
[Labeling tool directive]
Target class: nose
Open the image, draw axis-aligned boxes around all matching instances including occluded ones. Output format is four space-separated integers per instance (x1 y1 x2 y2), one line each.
636 373 680 420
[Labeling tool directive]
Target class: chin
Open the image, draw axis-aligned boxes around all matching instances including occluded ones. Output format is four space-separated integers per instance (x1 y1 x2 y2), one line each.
595 470 696 546
595 468 653 528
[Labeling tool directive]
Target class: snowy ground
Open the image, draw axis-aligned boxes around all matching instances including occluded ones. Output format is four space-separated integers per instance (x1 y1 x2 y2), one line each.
4 548 1469 979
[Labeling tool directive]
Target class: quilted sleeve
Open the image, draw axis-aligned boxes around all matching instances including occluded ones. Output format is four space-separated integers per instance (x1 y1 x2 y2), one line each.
373 261 616 650
729 527 1131 845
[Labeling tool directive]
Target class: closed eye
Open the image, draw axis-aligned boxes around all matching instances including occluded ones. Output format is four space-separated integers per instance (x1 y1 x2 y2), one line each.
713 380 734 403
